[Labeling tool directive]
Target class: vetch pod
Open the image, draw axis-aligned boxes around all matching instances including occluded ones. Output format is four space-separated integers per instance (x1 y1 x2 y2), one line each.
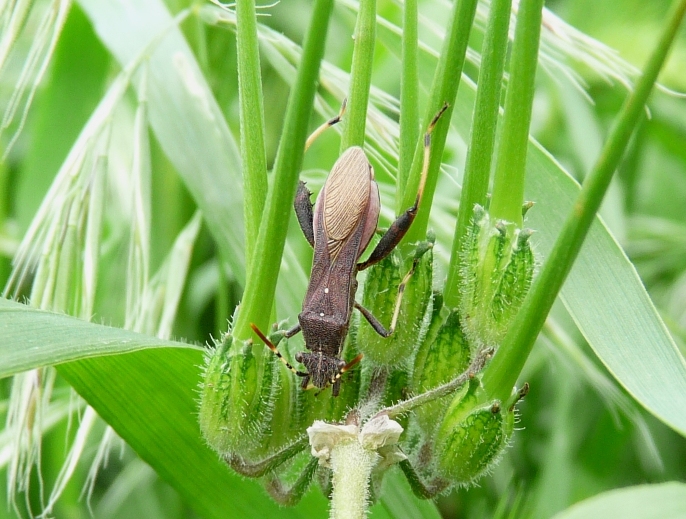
433 382 515 486
492 228 534 328
411 308 471 434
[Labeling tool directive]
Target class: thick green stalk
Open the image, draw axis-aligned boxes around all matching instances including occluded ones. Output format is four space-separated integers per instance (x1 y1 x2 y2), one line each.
330 442 377 519
483 0 686 403
488 0 544 227
396 0 419 213
401 0 478 245
233 0 334 340
236 0 268 267
443 0 513 309
340 0 376 150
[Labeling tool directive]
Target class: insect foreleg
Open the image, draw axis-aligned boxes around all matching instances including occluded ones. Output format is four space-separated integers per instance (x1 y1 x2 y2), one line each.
355 302 391 337
284 322 302 339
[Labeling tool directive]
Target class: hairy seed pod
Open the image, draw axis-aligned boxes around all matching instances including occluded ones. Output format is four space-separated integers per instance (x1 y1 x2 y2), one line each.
357 242 433 367
459 205 535 348
411 309 471 435
434 384 514 485
199 335 277 457
262 361 300 451
491 229 534 330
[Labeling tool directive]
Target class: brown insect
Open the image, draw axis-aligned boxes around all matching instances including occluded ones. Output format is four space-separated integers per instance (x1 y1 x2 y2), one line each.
252 103 448 396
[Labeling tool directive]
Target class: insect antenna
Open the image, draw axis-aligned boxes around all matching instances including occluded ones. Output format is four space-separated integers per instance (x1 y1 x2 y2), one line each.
251 323 309 377
305 98 347 150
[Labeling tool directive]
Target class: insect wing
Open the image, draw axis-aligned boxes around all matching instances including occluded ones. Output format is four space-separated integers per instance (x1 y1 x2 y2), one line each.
313 146 379 263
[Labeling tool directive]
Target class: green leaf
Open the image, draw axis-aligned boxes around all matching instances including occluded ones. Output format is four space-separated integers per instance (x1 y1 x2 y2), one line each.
58 351 328 519
483 0 686 409
0 298 194 379
0 295 442 517
551 483 686 519
463 92 686 437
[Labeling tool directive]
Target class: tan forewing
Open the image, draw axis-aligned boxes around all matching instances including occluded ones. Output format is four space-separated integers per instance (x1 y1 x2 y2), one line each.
321 147 372 260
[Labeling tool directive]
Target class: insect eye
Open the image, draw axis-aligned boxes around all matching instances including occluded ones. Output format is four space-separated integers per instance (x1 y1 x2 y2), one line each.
295 352 304 363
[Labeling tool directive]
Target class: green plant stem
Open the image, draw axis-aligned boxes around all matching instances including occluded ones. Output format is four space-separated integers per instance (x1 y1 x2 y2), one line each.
340 0 376 150
330 441 377 519
401 0 478 245
483 0 686 403
396 0 419 213
236 0 268 267
488 0 544 227
378 346 492 419
215 256 229 337
233 0 334 340
443 0 513 309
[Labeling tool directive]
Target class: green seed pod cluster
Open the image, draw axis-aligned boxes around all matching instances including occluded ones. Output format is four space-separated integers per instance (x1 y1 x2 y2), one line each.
197 217 532 502
459 204 535 349
198 331 277 458
433 381 515 486
357 239 434 368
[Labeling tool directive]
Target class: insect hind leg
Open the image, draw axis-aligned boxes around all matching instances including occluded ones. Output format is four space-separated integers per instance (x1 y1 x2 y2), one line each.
305 98 347 151
251 323 308 377
357 103 448 271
